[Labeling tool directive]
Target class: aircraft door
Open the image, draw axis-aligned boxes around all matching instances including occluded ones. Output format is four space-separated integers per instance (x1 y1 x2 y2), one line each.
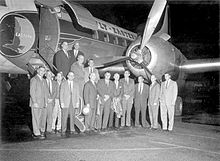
39 7 59 69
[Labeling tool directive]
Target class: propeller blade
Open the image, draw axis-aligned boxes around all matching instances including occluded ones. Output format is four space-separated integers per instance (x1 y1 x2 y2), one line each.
140 0 167 50
94 56 130 68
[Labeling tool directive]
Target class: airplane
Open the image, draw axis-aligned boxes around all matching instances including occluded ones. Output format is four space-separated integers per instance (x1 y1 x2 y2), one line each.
0 0 219 131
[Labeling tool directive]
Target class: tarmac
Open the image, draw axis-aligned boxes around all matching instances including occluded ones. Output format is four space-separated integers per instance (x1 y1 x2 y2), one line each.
0 116 219 161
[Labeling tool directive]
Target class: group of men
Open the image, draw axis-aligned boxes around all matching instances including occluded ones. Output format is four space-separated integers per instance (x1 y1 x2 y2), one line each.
29 41 178 139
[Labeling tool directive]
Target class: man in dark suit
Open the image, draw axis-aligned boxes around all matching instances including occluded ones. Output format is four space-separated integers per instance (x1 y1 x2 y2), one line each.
53 41 72 77
84 59 100 83
29 66 47 139
69 41 84 65
160 72 178 131
97 72 114 130
134 75 150 128
148 75 160 129
60 71 80 134
83 72 98 131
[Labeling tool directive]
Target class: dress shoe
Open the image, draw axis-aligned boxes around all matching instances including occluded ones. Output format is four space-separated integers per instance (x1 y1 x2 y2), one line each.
51 129 56 134
70 131 78 135
32 134 40 139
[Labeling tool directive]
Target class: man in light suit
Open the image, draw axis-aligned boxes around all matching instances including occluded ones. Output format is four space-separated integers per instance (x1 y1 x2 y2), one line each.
60 71 80 134
148 75 160 129
41 70 57 134
83 72 98 131
121 70 135 128
97 71 114 130
53 41 72 77
160 73 178 131
134 75 149 128
52 72 64 133
84 59 100 83
30 66 47 139
71 54 85 102
109 73 123 129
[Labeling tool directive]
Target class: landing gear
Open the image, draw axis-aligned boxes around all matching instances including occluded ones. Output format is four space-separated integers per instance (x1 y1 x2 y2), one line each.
175 96 183 116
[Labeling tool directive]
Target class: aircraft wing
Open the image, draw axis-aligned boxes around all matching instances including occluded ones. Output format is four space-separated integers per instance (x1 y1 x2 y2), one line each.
93 56 130 68
93 56 153 78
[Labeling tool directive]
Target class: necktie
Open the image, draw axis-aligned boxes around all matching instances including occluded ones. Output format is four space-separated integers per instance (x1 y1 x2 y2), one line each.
126 78 129 84
139 83 141 93
115 81 118 89
69 81 73 94
48 80 52 94
165 81 168 88
89 67 93 74
106 80 109 86
74 50 78 57
49 80 52 94
139 83 143 94
64 50 68 58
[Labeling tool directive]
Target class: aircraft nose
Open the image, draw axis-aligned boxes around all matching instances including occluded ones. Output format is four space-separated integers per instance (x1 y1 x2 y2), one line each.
0 13 35 57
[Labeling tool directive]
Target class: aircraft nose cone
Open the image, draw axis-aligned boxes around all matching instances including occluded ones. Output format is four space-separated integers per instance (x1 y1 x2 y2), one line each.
0 13 35 57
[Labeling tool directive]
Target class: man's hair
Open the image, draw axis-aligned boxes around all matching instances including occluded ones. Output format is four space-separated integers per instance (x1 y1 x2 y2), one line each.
56 71 63 76
37 65 45 70
124 70 130 74
87 58 94 62
77 53 85 58
138 75 144 78
60 41 68 48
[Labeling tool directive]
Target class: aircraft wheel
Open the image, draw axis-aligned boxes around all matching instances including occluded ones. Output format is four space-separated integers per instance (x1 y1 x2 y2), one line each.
175 96 183 116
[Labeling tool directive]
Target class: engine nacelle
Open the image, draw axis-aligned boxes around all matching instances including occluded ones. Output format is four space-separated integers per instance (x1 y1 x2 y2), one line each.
125 36 184 80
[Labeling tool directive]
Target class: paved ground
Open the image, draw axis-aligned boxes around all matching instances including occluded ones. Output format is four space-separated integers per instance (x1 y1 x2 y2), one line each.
0 118 219 161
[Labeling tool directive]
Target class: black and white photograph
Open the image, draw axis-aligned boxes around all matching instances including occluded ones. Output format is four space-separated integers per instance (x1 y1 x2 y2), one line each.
0 0 219 161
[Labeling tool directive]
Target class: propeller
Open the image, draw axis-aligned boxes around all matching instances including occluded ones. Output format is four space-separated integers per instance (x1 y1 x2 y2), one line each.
140 0 167 50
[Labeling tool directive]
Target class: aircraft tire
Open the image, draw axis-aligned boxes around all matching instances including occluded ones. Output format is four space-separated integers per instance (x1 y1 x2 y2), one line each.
175 96 183 116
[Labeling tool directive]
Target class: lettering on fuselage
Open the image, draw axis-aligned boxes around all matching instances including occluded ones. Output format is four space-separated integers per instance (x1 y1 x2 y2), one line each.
96 19 137 41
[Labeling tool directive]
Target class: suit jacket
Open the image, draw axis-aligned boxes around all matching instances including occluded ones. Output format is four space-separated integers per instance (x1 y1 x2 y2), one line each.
97 79 114 103
71 62 85 97
30 75 47 108
134 83 149 106
84 67 100 83
121 78 135 99
71 62 85 83
53 49 72 77
55 81 62 99
83 81 97 109
45 79 57 106
148 82 160 106
60 80 79 108
113 81 123 99
160 79 178 106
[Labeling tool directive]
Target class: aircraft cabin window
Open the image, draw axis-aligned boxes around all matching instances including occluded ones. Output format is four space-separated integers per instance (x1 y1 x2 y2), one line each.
113 37 119 45
92 30 99 39
104 33 109 42
97 30 104 41
122 40 127 47
127 40 131 46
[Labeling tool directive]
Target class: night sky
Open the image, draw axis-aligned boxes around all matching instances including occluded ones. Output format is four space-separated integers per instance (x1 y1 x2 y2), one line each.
79 0 219 59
